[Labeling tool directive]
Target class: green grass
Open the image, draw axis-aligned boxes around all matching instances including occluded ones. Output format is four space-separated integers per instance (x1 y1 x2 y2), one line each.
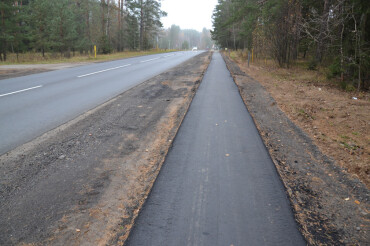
0 49 178 65
229 51 238 60
339 134 360 150
340 141 359 150
296 108 315 120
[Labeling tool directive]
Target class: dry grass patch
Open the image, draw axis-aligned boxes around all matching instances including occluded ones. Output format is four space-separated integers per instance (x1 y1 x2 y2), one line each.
0 50 177 65
229 52 369 187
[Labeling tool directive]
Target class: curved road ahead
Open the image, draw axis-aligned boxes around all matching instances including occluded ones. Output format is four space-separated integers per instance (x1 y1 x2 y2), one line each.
0 51 203 154
127 53 305 246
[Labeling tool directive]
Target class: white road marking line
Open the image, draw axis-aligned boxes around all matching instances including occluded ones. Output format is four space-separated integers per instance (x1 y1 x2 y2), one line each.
140 57 160 63
164 54 174 57
77 64 131 78
0 85 43 98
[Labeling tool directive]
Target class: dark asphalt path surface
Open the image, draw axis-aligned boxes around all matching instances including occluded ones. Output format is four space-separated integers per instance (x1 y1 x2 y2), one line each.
0 51 203 155
127 53 305 246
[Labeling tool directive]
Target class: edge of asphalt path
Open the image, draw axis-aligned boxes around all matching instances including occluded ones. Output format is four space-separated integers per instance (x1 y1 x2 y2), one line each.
0 52 212 245
221 53 369 245
126 52 305 246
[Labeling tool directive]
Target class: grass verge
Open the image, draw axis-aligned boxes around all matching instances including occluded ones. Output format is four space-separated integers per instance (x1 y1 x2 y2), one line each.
0 50 178 65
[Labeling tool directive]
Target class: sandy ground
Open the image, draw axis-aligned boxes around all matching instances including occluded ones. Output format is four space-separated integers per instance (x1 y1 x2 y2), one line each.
239 61 369 187
0 52 211 245
223 53 369 245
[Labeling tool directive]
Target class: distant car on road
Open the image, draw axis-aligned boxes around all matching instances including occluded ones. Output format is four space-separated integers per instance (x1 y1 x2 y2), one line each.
192 47 198 51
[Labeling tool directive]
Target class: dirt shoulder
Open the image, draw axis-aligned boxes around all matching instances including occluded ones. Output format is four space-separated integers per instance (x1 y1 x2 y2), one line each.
222 53 369 245
238 58 369 187
0 52 211 245
0 63 90 80
0 51 177 80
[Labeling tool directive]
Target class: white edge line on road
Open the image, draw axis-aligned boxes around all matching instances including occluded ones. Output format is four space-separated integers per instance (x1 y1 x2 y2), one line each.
77 64 131 78
140 57 160 63
163 54 174 58
0 85 43 98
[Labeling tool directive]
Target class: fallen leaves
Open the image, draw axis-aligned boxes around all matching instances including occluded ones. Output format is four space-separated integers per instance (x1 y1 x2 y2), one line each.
344 198 361 205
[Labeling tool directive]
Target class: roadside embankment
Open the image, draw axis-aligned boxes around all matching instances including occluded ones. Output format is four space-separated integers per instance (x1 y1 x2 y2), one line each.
222 53 369 245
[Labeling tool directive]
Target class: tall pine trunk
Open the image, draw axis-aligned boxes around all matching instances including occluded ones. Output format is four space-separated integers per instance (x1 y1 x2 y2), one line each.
1 8 6 61
315 0 330 63
85 0 90 53
106 0 110 37
139 0 144 50
101 0 106 37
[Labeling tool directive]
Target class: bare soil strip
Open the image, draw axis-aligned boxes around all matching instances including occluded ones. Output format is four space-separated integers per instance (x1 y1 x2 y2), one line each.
0 63 89 80
233 55 369 187
0 52 211 245
222 53 369 245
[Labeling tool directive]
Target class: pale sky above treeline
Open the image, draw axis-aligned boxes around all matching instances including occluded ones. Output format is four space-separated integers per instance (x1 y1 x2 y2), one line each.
161 0 218 31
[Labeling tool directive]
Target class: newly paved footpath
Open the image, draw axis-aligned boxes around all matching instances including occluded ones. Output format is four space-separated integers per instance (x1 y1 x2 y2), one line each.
127 53 305 246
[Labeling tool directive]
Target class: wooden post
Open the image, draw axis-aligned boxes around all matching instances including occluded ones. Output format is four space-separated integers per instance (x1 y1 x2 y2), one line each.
248 52 250 67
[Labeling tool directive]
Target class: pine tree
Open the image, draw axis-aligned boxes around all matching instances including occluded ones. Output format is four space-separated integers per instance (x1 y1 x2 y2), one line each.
126 0 166 50
27 0 52 57
0 0 20 61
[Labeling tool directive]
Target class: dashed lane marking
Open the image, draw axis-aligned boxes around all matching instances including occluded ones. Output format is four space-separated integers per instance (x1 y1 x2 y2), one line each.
77 64 131 78
140 57 160 63
0 85 43 98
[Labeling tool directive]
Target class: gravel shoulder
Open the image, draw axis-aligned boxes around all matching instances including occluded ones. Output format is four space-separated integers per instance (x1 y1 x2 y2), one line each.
0 52 211 245
222 53 369 245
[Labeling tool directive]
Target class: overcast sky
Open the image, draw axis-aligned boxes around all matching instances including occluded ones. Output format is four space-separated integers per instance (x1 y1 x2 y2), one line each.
160 0 218 32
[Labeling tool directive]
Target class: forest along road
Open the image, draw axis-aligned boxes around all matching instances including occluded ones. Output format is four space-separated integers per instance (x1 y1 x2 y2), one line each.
126 52 305 246
0 51 203 155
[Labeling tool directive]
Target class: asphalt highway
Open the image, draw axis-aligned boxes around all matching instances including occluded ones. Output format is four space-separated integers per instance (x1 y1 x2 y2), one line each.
127 53 305 245
0 51 203 154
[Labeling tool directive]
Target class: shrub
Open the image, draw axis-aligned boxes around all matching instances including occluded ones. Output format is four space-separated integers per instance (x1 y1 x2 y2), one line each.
345 84 356 92
327 59 341 79
98 35 112 54
307 60 317 70
339 80 347 90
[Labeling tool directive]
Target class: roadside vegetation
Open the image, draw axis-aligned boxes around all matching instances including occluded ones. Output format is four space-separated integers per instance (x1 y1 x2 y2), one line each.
212 0 370 91
227 50 369 186
0 1 213 64
0 49 176 65
213 0 369 186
